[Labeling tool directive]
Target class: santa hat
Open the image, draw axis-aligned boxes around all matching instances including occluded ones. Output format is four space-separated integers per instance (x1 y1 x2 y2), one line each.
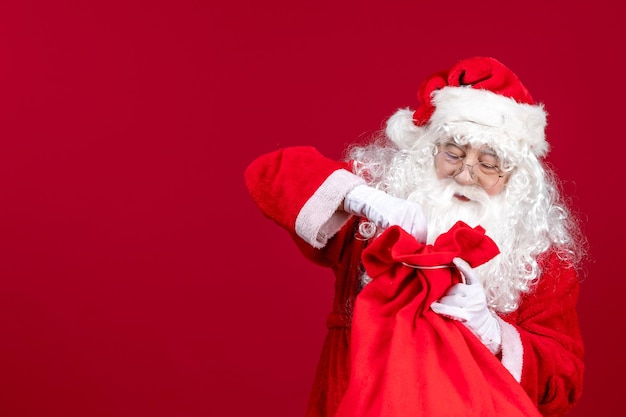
386 57 548 159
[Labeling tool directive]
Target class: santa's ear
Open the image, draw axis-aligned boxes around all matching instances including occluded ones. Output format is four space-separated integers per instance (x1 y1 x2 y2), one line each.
385 108 425 150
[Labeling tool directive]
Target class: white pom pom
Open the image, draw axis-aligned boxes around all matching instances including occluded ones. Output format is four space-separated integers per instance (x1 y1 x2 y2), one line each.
385 108 425 150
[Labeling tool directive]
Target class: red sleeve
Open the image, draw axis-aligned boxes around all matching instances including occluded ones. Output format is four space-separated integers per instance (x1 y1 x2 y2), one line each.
244 146 363 265
244 147 343 230
503 253 584 417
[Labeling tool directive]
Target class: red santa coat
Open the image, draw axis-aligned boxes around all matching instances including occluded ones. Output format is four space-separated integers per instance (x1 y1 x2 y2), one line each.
244 146 584 417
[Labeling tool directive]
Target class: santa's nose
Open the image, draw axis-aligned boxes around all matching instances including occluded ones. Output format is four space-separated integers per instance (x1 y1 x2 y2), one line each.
453 164 475 186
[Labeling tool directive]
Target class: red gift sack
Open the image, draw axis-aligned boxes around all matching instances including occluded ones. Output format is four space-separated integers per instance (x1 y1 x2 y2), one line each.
334 222 541 417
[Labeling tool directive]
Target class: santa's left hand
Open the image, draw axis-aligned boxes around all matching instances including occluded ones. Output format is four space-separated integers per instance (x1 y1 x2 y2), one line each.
430 257 502 355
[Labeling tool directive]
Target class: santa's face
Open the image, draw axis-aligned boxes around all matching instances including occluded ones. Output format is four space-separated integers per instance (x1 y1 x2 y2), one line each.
434 142 509 197
408 143 513 246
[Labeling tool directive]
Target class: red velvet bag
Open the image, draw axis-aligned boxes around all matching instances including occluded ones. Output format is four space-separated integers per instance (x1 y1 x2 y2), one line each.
333 222 541 417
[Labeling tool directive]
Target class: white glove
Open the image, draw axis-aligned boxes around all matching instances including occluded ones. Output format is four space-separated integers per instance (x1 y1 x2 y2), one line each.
343 184 427 243
430 258 502 355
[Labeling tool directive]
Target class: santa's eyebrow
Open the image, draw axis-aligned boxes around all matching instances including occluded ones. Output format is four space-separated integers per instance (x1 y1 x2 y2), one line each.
442 140 465 150
440 140 500 158
478 147 499 157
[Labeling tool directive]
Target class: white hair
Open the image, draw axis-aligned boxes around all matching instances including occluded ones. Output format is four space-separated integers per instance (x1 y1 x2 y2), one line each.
345 116 587 313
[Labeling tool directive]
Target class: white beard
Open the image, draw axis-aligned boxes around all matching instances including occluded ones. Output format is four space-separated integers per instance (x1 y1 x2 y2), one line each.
410 180 507 246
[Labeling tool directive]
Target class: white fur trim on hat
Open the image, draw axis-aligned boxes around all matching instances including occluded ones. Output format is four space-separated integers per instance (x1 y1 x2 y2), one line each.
430 86 548 157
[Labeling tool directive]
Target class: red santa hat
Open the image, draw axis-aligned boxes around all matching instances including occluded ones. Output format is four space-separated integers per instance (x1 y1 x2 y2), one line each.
386 57 548 159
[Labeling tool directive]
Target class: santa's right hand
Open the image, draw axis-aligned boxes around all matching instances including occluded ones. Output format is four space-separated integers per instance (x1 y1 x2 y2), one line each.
343 184 427 243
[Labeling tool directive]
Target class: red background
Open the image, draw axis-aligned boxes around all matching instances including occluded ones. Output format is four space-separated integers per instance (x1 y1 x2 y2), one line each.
0 1 623 416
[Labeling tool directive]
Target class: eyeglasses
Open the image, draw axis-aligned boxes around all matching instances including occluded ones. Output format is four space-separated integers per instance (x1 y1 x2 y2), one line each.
434 147 506 189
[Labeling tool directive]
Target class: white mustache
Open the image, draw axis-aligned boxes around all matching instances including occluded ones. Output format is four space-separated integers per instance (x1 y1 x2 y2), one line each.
439 180 491 207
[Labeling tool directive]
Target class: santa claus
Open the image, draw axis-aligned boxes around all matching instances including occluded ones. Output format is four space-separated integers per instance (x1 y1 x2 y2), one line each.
245 57 587 417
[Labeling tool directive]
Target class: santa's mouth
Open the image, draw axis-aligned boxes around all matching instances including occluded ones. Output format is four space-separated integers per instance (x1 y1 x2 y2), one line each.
454 193 471 202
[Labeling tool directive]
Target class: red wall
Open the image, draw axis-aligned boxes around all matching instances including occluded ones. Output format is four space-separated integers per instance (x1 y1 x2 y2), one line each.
0 1 622 416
